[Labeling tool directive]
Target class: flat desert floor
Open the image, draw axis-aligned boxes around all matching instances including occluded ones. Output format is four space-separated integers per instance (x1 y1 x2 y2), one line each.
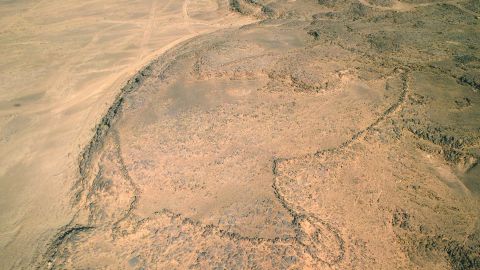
1 0 479 269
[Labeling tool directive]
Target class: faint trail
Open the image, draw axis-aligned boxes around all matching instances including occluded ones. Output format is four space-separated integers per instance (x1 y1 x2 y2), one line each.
356 0 477 13
2 0 49 31
446 1 480 17
140 0 158 60
182 0 190 22
355 0 410 11
182 0 197 35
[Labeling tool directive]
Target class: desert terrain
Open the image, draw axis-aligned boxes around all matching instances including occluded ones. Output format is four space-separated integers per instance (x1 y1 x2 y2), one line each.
1 0 479 269
0 0 251 268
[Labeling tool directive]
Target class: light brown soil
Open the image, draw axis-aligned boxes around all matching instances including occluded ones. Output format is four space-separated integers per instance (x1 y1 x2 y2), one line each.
0 1 252 268
2 0 479 269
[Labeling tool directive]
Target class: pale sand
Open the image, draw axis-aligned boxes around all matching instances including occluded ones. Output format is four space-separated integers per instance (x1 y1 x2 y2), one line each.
0 1 252 268
2 0 480 268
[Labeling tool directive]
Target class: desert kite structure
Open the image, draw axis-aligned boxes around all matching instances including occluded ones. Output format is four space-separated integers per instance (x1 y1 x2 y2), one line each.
1 0 479 269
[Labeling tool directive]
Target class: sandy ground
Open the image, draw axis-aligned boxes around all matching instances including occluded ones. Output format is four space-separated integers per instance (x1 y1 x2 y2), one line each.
0 0 252 268
1 0 480 269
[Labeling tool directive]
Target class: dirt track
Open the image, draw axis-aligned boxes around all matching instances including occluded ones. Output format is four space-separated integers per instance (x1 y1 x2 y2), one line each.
1 0 480 269
0 1 251 268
